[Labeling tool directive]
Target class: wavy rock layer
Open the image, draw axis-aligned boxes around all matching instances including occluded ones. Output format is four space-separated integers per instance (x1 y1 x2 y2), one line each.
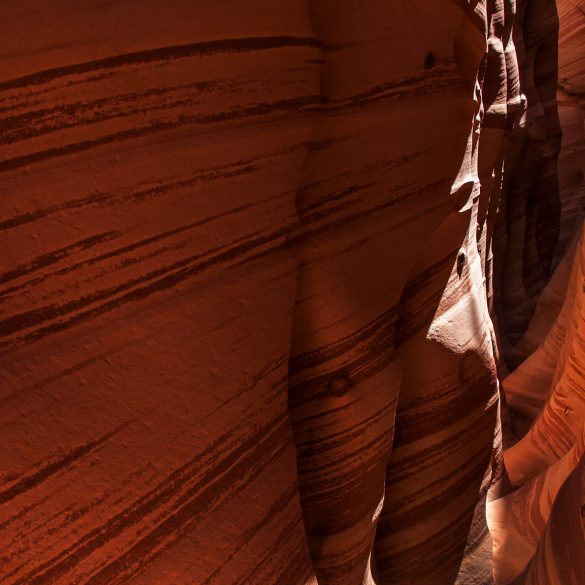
495 0 585 368
0 4 321 584
493 0 562 365
490 224 585 585
0 2 582 585
489 2 585 583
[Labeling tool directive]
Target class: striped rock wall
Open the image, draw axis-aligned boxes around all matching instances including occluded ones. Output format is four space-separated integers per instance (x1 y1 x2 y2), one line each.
488 4 585 583
514 454 585 585
501 0 585 402
0 3 321 584
290 2 510 584
0 1 580 585
556 0 585 261
494 0 585 369
489 223 585 585
493 0 563 364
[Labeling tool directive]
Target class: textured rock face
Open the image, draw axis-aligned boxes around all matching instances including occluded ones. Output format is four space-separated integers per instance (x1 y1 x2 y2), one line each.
494 0 585 367
493 0 563 359
0 2 582 585
0 4 321 584
489 226 585 585
489 1 585 584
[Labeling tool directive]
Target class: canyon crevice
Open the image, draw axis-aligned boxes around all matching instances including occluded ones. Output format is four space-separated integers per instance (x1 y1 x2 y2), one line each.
0 1 583 584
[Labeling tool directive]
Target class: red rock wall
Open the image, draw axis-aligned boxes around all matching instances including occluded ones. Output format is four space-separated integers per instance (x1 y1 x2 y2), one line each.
0 2 582 585
489 226 585 584
493 0 563 364
0 4 320 583
488 2 585 583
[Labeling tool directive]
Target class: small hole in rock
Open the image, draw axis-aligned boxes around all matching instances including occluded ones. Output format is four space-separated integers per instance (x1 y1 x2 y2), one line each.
457 252 466 276
328 377 350 397
424 52 435 70
564 406 570 415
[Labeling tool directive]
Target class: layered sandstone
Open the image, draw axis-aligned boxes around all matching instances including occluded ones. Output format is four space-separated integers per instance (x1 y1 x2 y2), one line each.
489 226 585 584
0 2 582 585
489 1 585 583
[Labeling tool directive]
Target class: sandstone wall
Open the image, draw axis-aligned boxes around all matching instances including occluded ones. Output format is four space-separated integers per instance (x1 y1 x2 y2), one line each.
0 2 582 585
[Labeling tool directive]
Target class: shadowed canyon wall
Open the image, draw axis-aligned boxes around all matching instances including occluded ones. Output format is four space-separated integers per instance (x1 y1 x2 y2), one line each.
0 1 583 585
489 1 585 583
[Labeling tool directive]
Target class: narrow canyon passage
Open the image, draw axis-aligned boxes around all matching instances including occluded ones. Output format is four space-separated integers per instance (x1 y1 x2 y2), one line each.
0 2 583 585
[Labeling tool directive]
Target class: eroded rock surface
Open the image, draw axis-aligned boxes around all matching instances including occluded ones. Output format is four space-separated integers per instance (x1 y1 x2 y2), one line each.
0 2 582 585
489 1 585 583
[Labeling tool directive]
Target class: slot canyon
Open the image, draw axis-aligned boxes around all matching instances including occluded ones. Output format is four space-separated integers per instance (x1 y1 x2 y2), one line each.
0 1 583 584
